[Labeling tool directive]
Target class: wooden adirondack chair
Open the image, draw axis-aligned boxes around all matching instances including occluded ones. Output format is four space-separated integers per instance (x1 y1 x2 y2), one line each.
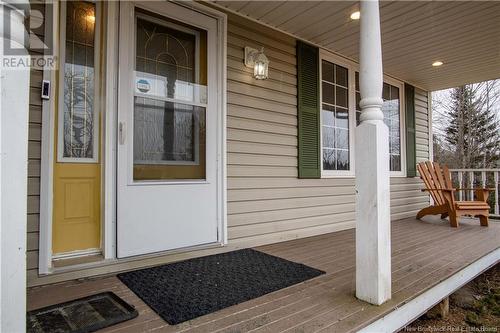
416 161 491 227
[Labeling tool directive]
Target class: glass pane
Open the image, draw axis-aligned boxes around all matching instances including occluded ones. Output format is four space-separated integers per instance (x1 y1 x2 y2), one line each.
133 13 207 180
382 83 390 100
335 65 348 87
335 86 348 108
322 126 335 148
390 154 401 172
322 104 335 127
390 135 400 154
335 129 349 149
391 86 399 100
337 150 349 170
335 108 349 129
133 98 206 180
323 149 336 170
322 60 334 83
62 1 96 159
381 83 401 172
322 82 334 105
135 17 207 104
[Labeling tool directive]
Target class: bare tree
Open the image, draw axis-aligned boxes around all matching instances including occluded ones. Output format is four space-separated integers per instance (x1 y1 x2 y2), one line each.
432 80 500 169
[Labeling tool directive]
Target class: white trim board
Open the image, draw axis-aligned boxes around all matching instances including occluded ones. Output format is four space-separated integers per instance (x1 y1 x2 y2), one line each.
358 248 500 333
39 0 59 274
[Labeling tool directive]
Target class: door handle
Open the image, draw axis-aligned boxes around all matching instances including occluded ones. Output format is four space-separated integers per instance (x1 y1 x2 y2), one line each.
119 122 126 145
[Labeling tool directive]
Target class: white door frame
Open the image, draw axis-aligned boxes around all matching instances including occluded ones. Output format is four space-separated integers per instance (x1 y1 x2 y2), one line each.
38 0 227 274
38 0 59 274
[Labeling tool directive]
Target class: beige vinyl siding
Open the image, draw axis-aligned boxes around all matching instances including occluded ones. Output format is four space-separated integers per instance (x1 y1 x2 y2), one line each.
26 8 430 285
415 88 431 162
27 73 43 272
390 88 430 220
225 15 430 245
26 0 45 280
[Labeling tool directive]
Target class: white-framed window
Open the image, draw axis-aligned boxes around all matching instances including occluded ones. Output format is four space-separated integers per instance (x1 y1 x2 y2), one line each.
320 50 406 177
355 73 406 175
320 54 356 177
57 0 101 163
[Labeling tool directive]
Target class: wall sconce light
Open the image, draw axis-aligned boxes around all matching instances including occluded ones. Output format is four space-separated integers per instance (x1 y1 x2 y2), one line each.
244 46 269 80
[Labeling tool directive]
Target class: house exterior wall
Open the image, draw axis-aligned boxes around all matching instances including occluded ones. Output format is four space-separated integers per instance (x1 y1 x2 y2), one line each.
27 0 44 281
225 15 430 247
26 8 430 285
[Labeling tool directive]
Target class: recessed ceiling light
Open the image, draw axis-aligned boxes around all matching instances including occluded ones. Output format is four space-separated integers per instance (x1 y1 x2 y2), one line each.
432 61 443 67
350 11 360 20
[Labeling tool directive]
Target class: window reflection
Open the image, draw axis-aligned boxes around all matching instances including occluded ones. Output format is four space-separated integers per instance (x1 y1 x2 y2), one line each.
133 98 205 164
382 84 401 172
355 72 402 172
321 60 350 171
133 13 207 180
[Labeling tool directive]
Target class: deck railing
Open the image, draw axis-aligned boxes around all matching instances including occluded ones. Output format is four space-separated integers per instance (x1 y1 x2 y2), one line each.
448 169 500 217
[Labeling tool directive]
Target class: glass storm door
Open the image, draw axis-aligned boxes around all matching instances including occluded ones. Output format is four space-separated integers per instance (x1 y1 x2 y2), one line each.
116 2 219 257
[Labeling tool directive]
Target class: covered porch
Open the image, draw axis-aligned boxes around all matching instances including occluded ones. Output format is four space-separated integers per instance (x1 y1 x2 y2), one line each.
1 0 500 331
28 217 500 332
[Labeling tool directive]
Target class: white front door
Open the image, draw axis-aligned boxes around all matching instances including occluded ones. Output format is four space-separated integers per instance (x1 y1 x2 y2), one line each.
117 1 221 258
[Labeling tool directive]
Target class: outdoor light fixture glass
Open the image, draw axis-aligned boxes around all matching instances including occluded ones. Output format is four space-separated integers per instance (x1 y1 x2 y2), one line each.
350 11 360 20
432 61 443 67
86 14 96 24
244 46 269 80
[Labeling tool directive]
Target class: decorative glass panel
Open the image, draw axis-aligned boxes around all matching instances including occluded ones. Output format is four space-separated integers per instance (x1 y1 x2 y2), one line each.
133 13 207 181
62 1 97 159
321 60 350 171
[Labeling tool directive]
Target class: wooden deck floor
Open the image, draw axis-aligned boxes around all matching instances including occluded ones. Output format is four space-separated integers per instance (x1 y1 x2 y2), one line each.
28 217 500 332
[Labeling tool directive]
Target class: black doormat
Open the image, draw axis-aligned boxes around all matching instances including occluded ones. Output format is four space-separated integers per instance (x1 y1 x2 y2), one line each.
27 292 138 333
117 248 325 325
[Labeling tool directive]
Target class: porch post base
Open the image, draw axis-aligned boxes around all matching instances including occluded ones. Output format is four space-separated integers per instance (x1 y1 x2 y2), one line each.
355 120 391 305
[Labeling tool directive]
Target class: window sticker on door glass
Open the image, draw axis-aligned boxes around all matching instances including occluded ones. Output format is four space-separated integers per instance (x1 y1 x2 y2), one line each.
135 72 167 97
135 71 207 104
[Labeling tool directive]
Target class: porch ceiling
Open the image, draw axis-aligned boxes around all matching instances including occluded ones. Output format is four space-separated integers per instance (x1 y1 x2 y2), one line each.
212 1 500 91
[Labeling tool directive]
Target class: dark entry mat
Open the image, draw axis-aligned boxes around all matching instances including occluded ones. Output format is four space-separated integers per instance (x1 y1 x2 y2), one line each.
27 292 138 333
117 248 325 325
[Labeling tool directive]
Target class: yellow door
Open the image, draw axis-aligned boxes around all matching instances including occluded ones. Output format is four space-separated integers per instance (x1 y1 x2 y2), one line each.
52 164 101 254
52 1 102 255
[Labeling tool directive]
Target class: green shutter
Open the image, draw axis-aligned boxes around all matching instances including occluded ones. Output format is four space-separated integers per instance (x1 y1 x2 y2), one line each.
297 41 320 178
405 83 417 177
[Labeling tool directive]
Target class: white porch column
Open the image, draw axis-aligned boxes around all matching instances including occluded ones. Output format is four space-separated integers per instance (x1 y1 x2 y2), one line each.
355 0 391 305
0 1 29 331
